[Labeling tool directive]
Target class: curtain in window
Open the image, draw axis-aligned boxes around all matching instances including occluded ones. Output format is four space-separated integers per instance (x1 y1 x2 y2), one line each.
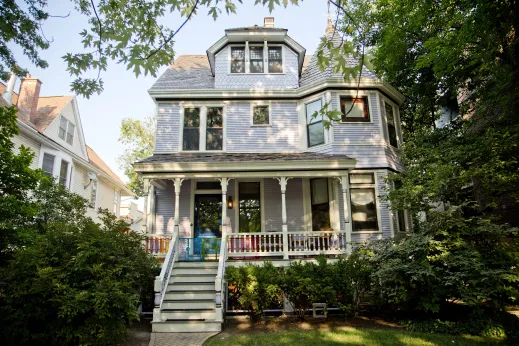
340 97 370 122
351 188 378 232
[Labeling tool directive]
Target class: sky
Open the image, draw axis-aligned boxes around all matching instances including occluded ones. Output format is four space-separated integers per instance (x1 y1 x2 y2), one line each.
9 0 331 181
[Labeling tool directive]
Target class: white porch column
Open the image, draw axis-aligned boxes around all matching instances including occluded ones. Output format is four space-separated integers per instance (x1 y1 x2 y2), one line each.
336 175 352 254
276 177 292 259
147 185 155 233
142 178 150 234
173 178 184 236
218 178 232 238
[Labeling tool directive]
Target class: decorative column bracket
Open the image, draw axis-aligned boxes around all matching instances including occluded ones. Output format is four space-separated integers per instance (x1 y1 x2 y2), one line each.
334 175 352 254
275 177 292 260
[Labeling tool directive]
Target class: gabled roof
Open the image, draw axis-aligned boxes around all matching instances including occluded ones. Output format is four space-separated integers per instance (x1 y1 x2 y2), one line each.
86 145 125 186
33 96 73 132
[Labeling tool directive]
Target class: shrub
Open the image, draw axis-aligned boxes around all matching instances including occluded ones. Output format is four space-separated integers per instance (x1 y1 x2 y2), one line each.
0 210 158 346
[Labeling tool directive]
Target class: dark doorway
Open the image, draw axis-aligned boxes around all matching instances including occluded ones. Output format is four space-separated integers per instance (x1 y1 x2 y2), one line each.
194 194 222 238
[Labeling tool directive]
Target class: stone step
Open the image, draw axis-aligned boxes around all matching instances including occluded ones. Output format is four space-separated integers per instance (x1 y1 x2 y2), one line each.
162 299 215 310
160 309 216 320
169 274 216 284
167 282 214 291
164 290 215 300
152 320 222 333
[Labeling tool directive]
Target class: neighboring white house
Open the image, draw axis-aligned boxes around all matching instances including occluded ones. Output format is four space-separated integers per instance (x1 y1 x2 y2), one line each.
0 75 132 222
120 196 144 233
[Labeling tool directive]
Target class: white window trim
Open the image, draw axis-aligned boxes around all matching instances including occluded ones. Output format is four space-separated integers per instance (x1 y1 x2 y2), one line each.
38 145 73 189
250 102 272 126
383 97 402 148
335 91 375 125
227 43 286 75
302 94 329 149
178 104 227 152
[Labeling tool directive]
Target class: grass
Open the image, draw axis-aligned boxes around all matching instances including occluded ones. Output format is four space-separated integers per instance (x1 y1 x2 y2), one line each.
205 328 503 346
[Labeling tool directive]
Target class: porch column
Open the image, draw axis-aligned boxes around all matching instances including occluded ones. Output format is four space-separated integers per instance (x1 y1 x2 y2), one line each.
218 178 232 238
276 177 292 259
336 175 352 254
173 178 184 236
147 185 155 233
142 178 150 233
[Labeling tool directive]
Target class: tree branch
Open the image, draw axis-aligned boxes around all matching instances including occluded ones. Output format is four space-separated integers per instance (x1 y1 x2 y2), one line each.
90 0 103 81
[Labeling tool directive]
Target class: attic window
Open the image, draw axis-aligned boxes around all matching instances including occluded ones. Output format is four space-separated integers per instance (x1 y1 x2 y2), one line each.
268 47 283 73
249 47 264 73
58 116 75 145
231 47 245 73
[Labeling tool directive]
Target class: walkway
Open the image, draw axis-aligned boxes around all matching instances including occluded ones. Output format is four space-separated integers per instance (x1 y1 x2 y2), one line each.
148 332 218 346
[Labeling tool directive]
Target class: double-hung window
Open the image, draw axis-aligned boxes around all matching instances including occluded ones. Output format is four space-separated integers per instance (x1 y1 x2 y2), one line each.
340 96 370 122
249 47 264 73
268 46 283 73
310 178 331 232
306 99 325 147
238 182 261 233
385 102 399 148
206 107 223 150
59 160 69 187
58 116 75 145
252 105 269 125
349 173 379 232
231 47 245 73
183 108 200 151
42 153 55 177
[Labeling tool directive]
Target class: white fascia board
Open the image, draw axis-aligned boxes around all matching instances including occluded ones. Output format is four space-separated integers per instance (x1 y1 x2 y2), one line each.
17 120 133 196
206 36 228 75
134 158 356 174
138 169 353 180
148 78 405 105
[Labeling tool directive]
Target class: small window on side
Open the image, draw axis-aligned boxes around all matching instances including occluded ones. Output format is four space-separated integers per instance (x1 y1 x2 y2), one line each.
252 106 269 125
340 96 370 122
59 160 69 187
42 153 55 177
59 116 67 140
268 47 283 73
385 102 398 148
231 47 245 73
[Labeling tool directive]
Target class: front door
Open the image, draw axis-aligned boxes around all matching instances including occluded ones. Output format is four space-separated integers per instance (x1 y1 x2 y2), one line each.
194 194 222 238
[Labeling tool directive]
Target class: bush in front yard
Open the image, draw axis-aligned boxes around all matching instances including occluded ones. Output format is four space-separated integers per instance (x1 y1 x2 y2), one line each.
0 210 158 346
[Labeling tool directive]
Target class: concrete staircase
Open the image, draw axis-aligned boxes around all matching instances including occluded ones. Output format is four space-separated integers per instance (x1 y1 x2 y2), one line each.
152 261 222 332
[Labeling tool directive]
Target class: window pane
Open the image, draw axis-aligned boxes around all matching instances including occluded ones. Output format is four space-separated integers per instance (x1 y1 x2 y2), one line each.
231 47 245 73
42 153 55 176
397 210 407 232
206 128 223 150
183 128 200 150
239 182 261 233
253 106 269 125
340 97 370 122
184 108 200 127
308 122 325 147
207 107 223 128
249 47 264 73
268 47 283 73
59 117 67 140
59 160 69 186
388 124 398 148
66 123 74 144
385 103 395 123
311 178 330 232
349 173 375 184
306 99 322 124
351 188 379 232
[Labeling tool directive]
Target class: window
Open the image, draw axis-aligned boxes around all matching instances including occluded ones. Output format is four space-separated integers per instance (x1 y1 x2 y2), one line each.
252 105 269 125
350 173 379 232
58 116 75 144
385 102 398 147
113 190 120 215
396 210 407 232
59 160 69 187
231 47 245 73
306 99 325 147
340 96 370 122
42 153 55 177
311 178 330 232
249 47 264 73
239 182 261 233
206 107 223 150
89 180 98 209
183 108 200 151
268 46 283 73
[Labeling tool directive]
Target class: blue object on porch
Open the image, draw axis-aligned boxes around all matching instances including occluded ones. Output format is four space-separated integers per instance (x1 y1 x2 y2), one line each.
177 237 221 261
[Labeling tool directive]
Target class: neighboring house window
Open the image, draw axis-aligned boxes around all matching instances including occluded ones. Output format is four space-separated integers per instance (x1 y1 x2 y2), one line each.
252 105 269 125
89 180 98 208
306 99 324 147
183 108 200 151
349 173 379 232
59 160 69 187
268 46 283 73
310 178 330 232
238 182 261 233
249 47 264 73
340 96 370 122
230 47 245 73
42 153 55 177
385 102 399 148
206 107 223 150
113 190 120 215
58 116 74 145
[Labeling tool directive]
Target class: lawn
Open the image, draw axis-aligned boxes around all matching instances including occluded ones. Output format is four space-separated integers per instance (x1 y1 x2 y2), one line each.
205 328 503 346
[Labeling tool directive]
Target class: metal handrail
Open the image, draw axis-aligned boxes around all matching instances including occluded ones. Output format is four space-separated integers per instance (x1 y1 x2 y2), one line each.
214 235 228 322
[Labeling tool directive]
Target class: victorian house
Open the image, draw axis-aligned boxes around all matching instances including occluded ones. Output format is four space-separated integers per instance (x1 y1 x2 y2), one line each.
135 18 408 332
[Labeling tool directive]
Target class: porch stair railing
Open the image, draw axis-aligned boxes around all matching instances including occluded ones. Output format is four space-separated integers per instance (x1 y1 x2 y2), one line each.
214 234 228 322
153 233 178 319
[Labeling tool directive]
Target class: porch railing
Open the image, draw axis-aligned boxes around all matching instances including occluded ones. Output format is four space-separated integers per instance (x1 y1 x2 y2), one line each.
214 235 228 322
227 232 284 257
153 233 178 321
146 234 173 255
287 231 348 255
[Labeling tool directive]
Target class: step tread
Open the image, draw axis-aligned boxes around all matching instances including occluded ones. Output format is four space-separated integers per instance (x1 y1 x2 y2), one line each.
171 273 217 277
154 320 220 324
166 290 215 294
163 299 215 302
161 308 215 312
168 282 214 285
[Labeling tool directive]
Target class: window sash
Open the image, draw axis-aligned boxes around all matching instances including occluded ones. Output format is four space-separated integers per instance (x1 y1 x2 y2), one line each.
388 123 398 148
310 178 330 232
249 47 264 73
183 108 200 151
253 106 269 125
397 210 407 232
206 107 223 151
59 160 69 187
349 173 375 184
340 97 370 122
351 188 379 232
268 47 283 73
59 117 67 140
231 47 245 73
42 153 55 176
66 123 74 145
238 182 261 233
307 121 325 147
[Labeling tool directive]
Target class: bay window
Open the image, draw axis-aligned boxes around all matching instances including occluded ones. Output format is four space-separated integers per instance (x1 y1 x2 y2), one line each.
349 173 379 232
306 99 325 147
249 47 264 73
340 96 370 122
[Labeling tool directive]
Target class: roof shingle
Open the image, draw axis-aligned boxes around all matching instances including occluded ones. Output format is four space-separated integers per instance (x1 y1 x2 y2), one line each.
150 55 215 91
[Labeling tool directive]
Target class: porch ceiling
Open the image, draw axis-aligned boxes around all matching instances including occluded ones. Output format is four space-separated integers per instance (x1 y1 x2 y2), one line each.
133 152 356 176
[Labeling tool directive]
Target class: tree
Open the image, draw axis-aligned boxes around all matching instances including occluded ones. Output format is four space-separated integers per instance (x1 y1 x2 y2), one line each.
118 116 155 196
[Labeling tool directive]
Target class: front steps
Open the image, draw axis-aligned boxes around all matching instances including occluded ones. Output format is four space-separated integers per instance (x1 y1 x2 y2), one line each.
152 261 222 333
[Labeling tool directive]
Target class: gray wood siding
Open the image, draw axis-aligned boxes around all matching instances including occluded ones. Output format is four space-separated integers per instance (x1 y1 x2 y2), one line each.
215 45 299 89
286 178 305 232
226 102 300 152
154 180 192 236
264 178 282 232
154 104 181 154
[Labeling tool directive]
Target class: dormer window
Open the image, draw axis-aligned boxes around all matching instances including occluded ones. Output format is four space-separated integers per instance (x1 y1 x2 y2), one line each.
268 47 283 73
58 116 75 145
231 47 245 73
249 47 264 73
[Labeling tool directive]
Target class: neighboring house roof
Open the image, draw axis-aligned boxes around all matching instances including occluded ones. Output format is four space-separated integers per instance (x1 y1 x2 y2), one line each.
86 145 125 186
151 55 215 90
32 96 73 132
137 152 352 164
